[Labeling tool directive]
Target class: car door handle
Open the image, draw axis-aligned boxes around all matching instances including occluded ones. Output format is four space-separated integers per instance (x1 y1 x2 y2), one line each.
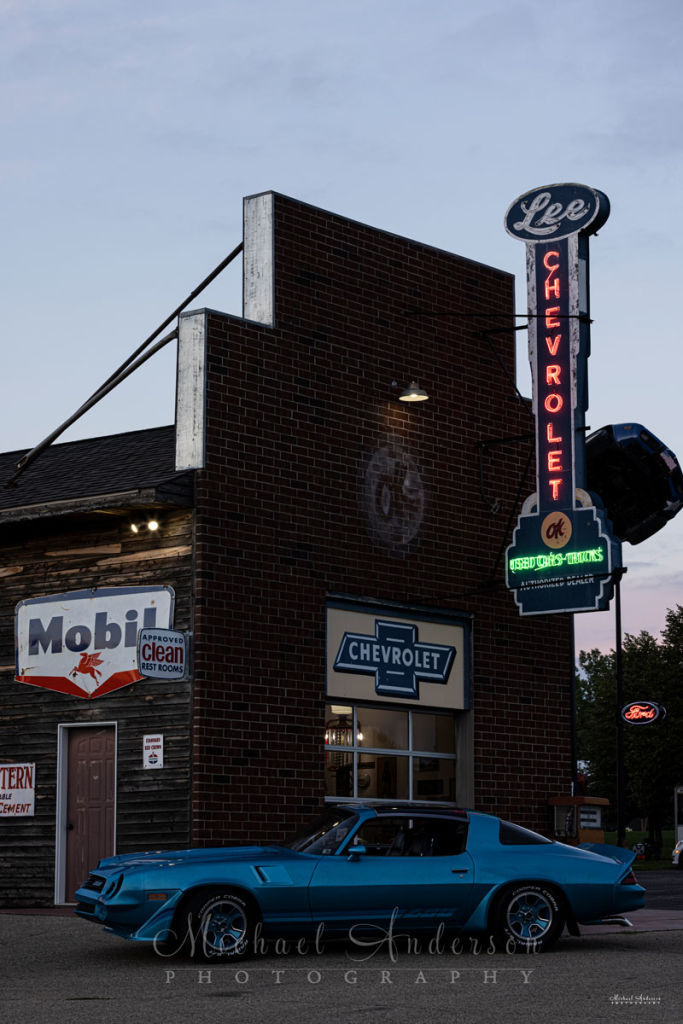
451 867 469 874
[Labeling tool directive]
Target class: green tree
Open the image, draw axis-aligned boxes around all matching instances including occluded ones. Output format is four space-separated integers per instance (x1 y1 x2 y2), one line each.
577 605 683 848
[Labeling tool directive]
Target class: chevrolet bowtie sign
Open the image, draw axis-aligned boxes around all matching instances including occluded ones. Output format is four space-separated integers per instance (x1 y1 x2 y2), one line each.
333 619 455 699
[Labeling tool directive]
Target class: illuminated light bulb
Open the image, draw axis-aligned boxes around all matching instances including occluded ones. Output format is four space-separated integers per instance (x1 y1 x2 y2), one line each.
398 381 429 402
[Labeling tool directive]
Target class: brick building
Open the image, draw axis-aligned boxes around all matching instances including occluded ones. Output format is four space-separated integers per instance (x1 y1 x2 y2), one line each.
0 191 572 906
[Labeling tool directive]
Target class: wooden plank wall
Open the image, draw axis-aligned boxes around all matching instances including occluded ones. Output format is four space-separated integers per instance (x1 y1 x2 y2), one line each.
0 508 194 906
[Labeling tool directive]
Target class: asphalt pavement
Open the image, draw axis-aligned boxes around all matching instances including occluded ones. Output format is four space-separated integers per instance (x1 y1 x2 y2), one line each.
2 906 683 1024
2 873 683 1024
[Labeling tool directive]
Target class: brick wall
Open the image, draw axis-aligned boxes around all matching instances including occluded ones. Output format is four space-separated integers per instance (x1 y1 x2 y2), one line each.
191 193 571 842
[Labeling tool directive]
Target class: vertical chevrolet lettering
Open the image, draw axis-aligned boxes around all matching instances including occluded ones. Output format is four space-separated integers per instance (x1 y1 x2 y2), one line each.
504 184 622 615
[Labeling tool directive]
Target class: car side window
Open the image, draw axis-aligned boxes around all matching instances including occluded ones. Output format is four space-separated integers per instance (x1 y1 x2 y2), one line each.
499 821 552 845
351 817 405 856
352 816 468 857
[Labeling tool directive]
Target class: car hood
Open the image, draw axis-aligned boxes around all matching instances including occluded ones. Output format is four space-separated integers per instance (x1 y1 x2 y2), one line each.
96 845 293 871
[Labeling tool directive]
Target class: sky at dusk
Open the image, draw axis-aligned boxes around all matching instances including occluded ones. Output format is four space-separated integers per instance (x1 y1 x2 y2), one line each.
2 0 683 656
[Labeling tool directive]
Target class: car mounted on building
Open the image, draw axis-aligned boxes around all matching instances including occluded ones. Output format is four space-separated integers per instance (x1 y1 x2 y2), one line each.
75 802 644 959
586 422 683 545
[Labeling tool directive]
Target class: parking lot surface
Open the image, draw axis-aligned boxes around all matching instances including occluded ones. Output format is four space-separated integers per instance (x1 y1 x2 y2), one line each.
2 887 683 1024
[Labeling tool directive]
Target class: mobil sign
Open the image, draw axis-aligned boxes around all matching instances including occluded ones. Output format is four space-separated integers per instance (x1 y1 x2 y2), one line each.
15 586 174 699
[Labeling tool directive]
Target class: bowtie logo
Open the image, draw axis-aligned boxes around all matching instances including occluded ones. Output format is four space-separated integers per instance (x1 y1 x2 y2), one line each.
333 620 455 699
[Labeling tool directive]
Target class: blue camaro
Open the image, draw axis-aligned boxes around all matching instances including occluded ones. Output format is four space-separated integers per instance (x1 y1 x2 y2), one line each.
74 802 644 958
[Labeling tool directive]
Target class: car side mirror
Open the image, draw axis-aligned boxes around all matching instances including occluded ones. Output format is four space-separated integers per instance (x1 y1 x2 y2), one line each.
347 845 367 862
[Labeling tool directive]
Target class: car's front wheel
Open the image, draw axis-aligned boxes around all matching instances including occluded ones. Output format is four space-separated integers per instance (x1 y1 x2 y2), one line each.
491 883 563 953
190 891 257 962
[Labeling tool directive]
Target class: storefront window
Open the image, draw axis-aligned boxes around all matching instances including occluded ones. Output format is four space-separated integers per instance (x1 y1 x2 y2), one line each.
412 755 455 801
324 703 456 803
358 754 409 800
325 751 353 798
412 710 456 754
357 706 408 750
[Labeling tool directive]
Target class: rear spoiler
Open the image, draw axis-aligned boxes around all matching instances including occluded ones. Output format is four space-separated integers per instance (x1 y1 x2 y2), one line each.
579 842 636 868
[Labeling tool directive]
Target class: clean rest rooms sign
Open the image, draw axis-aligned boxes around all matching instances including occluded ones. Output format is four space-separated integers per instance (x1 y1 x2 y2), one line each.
327 605 468 709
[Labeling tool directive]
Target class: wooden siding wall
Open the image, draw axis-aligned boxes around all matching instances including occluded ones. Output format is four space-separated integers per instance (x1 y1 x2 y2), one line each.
0 509 194 906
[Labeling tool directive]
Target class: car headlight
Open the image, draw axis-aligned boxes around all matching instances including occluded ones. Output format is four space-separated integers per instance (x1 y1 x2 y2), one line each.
105 874 125 898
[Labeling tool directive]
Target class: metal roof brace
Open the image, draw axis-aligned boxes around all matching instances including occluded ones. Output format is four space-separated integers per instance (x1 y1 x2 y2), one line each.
4 241 244 488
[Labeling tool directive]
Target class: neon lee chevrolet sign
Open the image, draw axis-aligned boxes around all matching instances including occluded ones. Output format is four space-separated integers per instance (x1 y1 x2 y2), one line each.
505 183 610 512
503 184 620 615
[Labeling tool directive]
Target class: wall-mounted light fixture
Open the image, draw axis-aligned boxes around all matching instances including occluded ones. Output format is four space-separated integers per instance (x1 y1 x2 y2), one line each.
392 380 429 402
130 518 160 534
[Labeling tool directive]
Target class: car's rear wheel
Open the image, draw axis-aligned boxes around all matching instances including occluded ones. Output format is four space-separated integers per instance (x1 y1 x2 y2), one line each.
189 891 257 962
491 884 563 953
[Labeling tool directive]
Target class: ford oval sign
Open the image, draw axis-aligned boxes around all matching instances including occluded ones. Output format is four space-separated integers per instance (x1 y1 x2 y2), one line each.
505 183 610 242
621 700 666 724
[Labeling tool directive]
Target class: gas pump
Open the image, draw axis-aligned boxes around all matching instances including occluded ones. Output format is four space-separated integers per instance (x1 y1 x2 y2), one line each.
548 795 609 845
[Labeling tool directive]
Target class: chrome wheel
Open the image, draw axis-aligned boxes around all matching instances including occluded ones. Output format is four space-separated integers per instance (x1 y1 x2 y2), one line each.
506 889 553 942
493 884 562 952
192 892 254 961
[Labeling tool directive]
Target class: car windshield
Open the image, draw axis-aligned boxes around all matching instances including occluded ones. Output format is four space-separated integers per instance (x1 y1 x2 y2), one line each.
283 808 358 855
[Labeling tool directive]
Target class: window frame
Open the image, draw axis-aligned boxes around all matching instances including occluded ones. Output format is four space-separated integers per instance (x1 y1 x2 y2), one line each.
324 702 457 804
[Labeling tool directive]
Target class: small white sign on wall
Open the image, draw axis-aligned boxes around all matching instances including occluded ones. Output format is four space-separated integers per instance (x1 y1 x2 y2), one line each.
0 763 36 816
143 734 164 770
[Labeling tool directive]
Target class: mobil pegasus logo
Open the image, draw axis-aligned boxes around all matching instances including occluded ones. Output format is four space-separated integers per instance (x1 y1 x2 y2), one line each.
15 586 175 699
